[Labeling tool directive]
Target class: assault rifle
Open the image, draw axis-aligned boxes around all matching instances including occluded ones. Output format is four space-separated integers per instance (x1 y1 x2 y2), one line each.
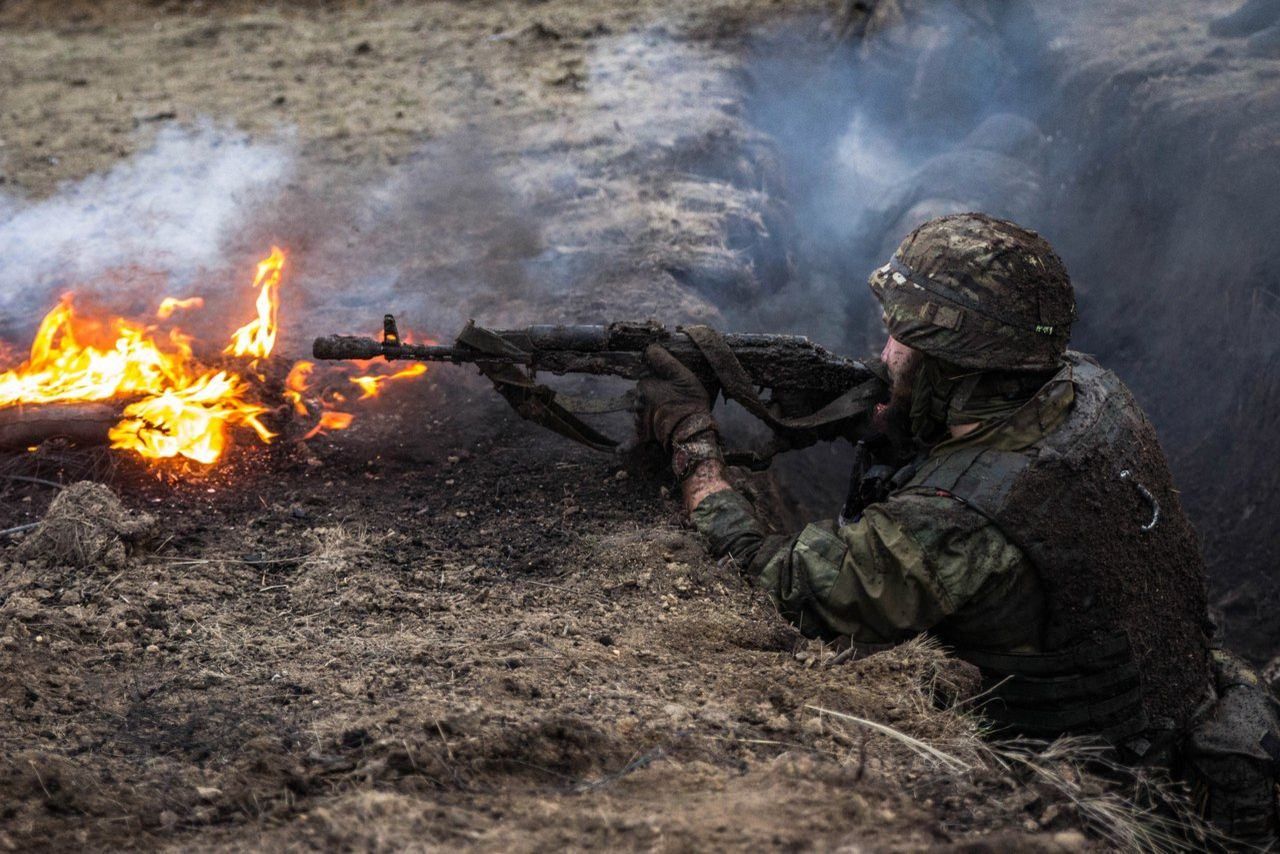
313 315 887 468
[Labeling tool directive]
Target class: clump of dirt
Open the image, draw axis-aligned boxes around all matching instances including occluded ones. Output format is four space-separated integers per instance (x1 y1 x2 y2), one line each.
15 481 154 571
290 523 386 609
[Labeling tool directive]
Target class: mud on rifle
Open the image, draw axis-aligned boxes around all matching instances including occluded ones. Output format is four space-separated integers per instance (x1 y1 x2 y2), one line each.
313 315 888 468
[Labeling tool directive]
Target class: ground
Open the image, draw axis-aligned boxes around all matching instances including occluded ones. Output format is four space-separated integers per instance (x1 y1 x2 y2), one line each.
1 0 1276 850
0 396 1115 852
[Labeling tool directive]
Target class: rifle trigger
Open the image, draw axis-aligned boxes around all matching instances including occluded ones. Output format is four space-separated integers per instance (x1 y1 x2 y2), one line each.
382 314 402 353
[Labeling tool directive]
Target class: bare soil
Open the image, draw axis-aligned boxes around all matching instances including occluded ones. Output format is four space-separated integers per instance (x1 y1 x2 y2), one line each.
0 382 1105 852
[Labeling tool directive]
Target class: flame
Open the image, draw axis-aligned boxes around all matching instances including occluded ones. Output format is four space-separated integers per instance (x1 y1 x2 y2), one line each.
284 360 314 416
109 372 273 465
1 297 195 407
301 410 354 441
0 249 291 464
349 363 427 399
156 296 204 319
284 359 357 438
285 345 428 438
225 246 284 360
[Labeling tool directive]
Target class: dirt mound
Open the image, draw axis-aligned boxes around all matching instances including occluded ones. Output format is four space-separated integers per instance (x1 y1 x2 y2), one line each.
15 481 154 571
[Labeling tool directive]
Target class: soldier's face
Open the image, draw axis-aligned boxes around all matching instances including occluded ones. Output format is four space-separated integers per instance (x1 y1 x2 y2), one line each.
874 334 923 439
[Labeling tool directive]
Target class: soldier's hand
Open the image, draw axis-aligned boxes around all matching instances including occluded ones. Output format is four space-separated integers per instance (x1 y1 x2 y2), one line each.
637 345 714 450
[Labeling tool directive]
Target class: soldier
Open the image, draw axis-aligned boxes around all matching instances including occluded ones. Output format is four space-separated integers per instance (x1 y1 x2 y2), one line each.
638 213 1280 846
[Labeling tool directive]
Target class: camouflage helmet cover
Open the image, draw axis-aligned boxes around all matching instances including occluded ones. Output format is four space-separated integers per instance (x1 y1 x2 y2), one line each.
868 213 1076 371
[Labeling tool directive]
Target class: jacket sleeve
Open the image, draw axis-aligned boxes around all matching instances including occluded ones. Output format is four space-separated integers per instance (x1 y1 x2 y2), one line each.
690 488 1032 644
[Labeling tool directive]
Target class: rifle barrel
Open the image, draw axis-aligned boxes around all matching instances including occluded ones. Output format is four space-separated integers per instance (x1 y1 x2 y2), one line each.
311 335 527 364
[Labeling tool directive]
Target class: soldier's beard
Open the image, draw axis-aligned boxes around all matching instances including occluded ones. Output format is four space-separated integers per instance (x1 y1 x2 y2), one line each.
879 349 924 451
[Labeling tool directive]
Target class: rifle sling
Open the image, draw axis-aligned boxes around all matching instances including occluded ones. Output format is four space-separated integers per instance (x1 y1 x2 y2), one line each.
456 322 621 452
478 361 623 451
680 325 887 434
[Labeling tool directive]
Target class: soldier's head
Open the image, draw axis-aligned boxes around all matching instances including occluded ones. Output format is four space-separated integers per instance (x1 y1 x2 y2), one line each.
868 213 1076 438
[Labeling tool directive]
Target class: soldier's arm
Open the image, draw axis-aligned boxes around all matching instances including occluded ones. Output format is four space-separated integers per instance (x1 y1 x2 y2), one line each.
686 463 1032 644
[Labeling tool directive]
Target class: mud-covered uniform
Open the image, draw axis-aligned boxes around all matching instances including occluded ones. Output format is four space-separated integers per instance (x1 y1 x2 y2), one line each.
696 352 1206 731
695 387 1054 650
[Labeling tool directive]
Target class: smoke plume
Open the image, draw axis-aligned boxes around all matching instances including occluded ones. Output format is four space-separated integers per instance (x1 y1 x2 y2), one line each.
0 123 294 335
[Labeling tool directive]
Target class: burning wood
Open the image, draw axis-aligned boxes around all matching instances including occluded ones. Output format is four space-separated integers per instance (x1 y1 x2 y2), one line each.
0 402 123 450
0 247 436 465
0 250 284 464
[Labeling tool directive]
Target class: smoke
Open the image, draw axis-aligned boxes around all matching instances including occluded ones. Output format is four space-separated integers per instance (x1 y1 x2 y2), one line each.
0 26 731 357
739 2 1280 655
0 24 753 357
0 122 294 333
740 4 1053 348
0 121 554 361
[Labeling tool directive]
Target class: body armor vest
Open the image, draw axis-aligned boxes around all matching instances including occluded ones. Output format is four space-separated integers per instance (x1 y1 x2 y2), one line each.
900 353 1210 744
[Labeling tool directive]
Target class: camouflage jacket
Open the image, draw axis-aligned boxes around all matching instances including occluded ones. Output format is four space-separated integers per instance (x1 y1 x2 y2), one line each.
691 371 1076 649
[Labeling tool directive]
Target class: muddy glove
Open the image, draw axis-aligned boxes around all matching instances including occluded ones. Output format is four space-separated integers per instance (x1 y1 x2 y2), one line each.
638 345 723 480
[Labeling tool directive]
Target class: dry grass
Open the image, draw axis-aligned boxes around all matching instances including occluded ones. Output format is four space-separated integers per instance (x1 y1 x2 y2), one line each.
805 637 1228 853
982 739 1231 853
15 481 154 571
300 523 377 576
288 523 391 610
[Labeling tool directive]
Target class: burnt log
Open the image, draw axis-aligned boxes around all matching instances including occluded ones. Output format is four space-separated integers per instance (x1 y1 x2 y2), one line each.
0 403 122 450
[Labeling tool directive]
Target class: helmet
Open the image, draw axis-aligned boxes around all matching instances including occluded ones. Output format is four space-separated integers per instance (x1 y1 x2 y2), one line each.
868 213 1076 371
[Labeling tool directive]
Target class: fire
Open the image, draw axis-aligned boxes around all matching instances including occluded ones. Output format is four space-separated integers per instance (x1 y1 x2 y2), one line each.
225 246 284 361
109 372 272 465
0 250 289 464
1 245 432 466
284 360 315 416
283 326 433 440
0 298 191 407
156 296 204 319
301 410 355 441
350 363 427 399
